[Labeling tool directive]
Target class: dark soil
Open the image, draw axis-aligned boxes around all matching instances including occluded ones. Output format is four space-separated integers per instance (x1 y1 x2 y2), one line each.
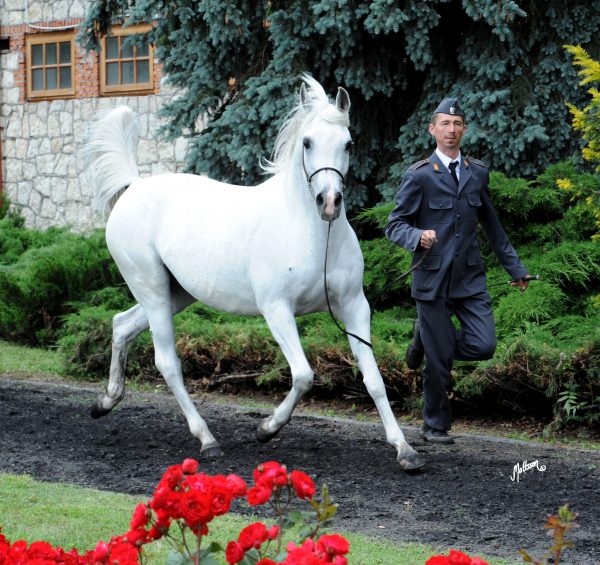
0 376 599 564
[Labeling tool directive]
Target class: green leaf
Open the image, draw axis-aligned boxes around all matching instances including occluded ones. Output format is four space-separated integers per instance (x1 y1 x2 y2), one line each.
166 550 194 565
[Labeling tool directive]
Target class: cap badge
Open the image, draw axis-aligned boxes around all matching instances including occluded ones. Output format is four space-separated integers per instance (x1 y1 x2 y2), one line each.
450 106 456 115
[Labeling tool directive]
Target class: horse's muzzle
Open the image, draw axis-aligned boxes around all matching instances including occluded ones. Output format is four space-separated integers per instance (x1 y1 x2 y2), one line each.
316 189 343 221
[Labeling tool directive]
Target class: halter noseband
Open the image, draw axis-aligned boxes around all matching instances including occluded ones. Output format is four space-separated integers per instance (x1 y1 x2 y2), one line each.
302 148 346 199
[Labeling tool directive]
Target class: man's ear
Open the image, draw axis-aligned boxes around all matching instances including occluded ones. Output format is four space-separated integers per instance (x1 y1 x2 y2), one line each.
428 123 435 135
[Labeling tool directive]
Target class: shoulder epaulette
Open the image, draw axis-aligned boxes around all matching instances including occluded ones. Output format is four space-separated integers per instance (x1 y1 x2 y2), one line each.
408 158 429 171
465 156 487 168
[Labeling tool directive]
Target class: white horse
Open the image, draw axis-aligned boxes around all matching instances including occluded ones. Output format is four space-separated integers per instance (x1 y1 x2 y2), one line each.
82 75 424 471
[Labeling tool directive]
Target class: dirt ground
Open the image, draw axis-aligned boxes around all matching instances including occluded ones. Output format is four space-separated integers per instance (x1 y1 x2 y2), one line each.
0 375 599 564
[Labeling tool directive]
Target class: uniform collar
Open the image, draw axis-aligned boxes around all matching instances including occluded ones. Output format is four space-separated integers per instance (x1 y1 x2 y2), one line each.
435 148 462 171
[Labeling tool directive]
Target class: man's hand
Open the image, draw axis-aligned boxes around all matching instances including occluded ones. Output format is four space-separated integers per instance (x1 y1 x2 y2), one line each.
511 277 530 292
420 230 437 250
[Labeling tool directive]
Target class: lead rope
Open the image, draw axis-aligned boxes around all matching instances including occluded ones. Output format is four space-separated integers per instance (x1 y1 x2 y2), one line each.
323 221 373 349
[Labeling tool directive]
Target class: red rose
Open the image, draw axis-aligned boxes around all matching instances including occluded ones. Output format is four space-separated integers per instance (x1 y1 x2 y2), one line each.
290 470 316 500
129 503 149 530
283 539 323 565
333 556 348 565
226 474 248 497
448 550 474 565
470 558 490 565
123 528 148 547
316 533 349 556
92 540 110 561
180 489 213 527
426 557 451 565
161 464 184 489
266 525 280 540
26 540 56 560
253 461 288 488
107 541 140 564
210 475 234 516
247 482 273 506
146 527 164 541
183 472 213 495
225 541 245 564
256 560 277 565
151 485 181 518
238 522 268 551
182 458 199 474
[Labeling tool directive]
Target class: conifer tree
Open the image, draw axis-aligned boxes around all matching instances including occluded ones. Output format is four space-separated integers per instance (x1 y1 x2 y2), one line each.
80 1 600 210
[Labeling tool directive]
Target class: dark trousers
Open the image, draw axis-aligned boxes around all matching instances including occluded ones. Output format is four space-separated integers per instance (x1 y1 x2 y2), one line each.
416 291 496 431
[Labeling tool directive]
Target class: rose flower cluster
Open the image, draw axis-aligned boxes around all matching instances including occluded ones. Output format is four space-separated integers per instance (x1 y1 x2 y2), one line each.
0 458 350 564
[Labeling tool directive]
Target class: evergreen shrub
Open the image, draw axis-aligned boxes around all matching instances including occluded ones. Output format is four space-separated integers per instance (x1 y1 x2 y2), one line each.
0 229 123 346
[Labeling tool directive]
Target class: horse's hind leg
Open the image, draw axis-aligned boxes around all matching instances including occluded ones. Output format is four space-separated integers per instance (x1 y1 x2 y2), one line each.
91 303 148 418
112 264 220 455
256 301 314 442
91 283 198 417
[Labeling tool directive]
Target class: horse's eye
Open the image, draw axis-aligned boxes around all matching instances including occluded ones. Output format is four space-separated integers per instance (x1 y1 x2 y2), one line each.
303 138 311 149
345 140 354 152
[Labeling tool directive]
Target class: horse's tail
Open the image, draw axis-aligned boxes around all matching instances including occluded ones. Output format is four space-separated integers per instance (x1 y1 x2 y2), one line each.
82 106 140 217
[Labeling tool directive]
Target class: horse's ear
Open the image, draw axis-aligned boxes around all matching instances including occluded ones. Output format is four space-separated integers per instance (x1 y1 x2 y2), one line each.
336 87 351 114
300 83 307 105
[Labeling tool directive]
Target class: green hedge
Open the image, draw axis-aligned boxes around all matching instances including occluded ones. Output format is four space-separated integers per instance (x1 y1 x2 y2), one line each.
1 161 599 429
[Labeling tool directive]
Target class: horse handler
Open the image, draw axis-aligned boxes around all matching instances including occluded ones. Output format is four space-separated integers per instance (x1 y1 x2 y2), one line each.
385 97 529 445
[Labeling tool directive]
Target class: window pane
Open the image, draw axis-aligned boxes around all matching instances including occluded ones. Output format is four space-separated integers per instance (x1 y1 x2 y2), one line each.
32 44 43 66
106 62 119 85
32 68 44 90
121 39 133 59
136 60 149 83
59 41 71 63
46 43 57 65
122 61 134 84
106 36 119 59
137 42 149 57
59 66 72 88
46 67 57 89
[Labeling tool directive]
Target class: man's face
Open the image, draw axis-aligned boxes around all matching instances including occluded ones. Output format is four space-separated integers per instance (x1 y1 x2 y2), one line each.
428 113 467 155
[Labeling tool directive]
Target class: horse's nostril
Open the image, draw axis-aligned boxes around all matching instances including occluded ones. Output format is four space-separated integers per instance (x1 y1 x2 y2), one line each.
334 193 343 207
316 194 324 206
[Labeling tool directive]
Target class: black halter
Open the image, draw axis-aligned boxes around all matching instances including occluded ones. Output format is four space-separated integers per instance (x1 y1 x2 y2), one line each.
302 149 346 198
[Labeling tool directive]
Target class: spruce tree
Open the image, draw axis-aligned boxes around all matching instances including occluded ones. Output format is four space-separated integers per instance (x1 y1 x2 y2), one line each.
80 1 600 210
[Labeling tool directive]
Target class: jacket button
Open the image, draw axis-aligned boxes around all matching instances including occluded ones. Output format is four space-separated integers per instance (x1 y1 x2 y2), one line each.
455 234 460 238
457 213 461 219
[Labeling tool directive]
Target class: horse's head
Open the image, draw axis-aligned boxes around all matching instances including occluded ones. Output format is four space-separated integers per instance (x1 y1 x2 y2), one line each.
300 83 352 222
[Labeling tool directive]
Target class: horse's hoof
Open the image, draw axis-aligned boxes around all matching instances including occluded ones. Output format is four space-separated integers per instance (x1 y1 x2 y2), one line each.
200 441 223 459
90 403 111 419
397 452 426 472
255 419 282 443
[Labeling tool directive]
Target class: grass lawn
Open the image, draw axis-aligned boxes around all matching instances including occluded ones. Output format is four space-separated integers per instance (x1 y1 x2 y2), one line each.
0 339 64 375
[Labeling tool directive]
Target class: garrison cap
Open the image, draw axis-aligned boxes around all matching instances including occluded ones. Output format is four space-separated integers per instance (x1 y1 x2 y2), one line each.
433 97 465 118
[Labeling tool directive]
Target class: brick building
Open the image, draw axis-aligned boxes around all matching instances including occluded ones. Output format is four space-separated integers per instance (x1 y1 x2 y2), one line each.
0 0 188 231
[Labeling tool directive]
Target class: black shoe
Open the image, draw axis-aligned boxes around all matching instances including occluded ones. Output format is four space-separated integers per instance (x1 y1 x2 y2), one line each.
420 424 455 444
405 319 424 370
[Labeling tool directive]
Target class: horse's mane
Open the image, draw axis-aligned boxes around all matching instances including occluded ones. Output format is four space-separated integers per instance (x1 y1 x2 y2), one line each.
261 74 350 175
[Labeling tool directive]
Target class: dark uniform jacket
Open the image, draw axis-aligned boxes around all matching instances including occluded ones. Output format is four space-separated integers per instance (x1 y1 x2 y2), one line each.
385 151 527 301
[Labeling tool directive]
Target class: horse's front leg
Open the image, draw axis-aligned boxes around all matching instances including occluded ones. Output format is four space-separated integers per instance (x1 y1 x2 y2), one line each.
337 290 426 471
256 301 314 442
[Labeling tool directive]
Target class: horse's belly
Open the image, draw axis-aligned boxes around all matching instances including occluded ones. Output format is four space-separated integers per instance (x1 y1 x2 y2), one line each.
163 256 260 315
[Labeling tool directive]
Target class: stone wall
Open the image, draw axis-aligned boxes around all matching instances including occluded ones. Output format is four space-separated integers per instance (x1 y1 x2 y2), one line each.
0 0 189 232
